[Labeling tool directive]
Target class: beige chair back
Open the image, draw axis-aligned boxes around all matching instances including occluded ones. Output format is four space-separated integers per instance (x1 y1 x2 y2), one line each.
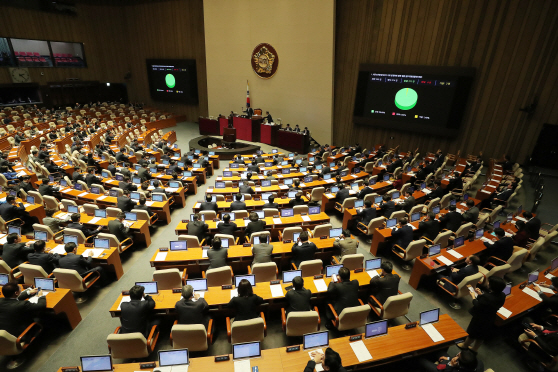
263 208 279 217
177 235 201 247
433 230 454 248
0 260 19 281
339 254 365 271
234 210 249 219
83 203 99 214
215 234 235 246
337 305 371 331
409 204 425 215
382 292 413 320
455 222 474 238
250 231 271 244
285 310 320 336
252 262 277 282
454 272 483 299
171 324 208 351
106 333 149 359
131 209 153 226
282 227 303 241
508 247 528 272
402 239 426 261
339 197 356 212
64 228 87 244
106 207 122 218
200 210 217 220
527 237 545 261
206 266 232 287
389 210 407 220
309 187 325 202
298 259 323 277
293 205 309 215
33 223 56 240
543 231 558 249
19 263 49 286
53 269 88 292
480 264 510 283
0 330 20 356
440 194 451 210
153 269 182 290
363 193 379 203
29 190 44 205
98 233 121 249
230 318 265 344
312 223 333 238
427 198 440 212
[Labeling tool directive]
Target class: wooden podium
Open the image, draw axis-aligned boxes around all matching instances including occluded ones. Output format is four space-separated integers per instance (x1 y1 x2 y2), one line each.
223 127 236 142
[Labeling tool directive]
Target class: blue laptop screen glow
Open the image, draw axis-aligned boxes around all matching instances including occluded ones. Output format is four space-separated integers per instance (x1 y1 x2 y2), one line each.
420 308 440 325
95 209 107 218
365 258 382 271
303 331 329 350
235 275 255 287
329 228 342 238
365 320 388 338
94 238 110 249
170 241 187 251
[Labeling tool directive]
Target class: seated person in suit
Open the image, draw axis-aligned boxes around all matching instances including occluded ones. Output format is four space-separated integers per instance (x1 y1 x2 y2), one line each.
512 221 530 248
44 158 64 175
200 194 218 212
357 179 376 199
326 267 360 326
284 123 292 131
288 179 304 193
333 229 358 258
418 349 482 372
151 180 167 195
484 228 514 265
119 284 158 338
462 199 479 223
38 176 59 196
217 213 237 235
108 212 133 244
207 237 228 270
518 318 558 363
230 193 247 211
135 196 155 217
263 195 279 209
391 217 414 249
233 154 245 165
175 284 210 329
357 200 377 227
19 175 35 193
399 189 415 213
419 212 441 241
0 283 46 340
59 242 103 278
107 161 117 176
137 164 151 182
301 126 310 135
335 183 350 204
485 183 514 208
523 211 542 240
428 180 445 200
239 180 254 195
369 261 400 305
285 276 312 314
187 214 208 243
533 277 558 314
292 231 317 268
439 205 463 232
247 160 259 172
115 148 129 163
264 171 276 180
119 177 138 192
27 240 59 274
43 208 62 233
438 255 480 293
392 174 403 190
1 233 34 269
245 212 266 239
288 192 307 207
228 279 264 322
293 124 301 133
117 189 136 213
379 194 395 218
251 235 273 267
68 212 102 237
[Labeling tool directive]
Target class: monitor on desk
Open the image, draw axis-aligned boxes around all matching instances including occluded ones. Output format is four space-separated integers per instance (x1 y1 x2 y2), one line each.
80 355 113 372
315 164 323 170
392 191 400 199
428 244 441 257
261 180 271 187
49 175 54 183
170 241 187 251
420 182 426 190
221 239 229 248
34 231 47 241
34 277 55 292
528 270 539 284
432 206 440 214
60 179 68 187
365 258 382 271
340 171 348 177
295 159 302 165
169 181 180 188
94 238 110 249
132 177 141 185
261 192 272 201
454 236 465 248
90 187 100 195
410 212 421 222
309 206 320 215
365 320 388 338
281 208 294 217
374 196 383 204
293 232 301 242
252 235 269 245
330 186 339 194
325 264 343 278
230 163 239 169
265 162 273 167
26 195 35 204
95 209 107 218
67 205 79 214
309 157 315 162
386 218 397 228
450 199 457 207
254 210 265 219
282 168 290 175
134 164 141 170
8 226 21 236
475 228 484 239
109 190 119 197
162 159 169 165
287 191 297 199
186 279 207 292
130 192 141 200
0 273 9 286
304 176 313 184
215 182 225 189
115 175 124 181
282 270 301 283
125 212 137 221
233 341 261 360
159 349 189 367
235 274 255 287
383 174 390 181
284 178 293 186
100 171 110 179
493 220 500 229
323 173 332 180
354 199 364 208
329 227 343 238
420 308 440 325
503 282 512 296
135 281 158 294
64 235 79 245
303 331 329 350
193 163 201 169
281 161 288 166
552 256 558 271
184 171 192 177
209 151 215 155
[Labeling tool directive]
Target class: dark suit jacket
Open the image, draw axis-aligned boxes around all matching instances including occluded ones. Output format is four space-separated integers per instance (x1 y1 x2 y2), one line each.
187 220 208 241
369 273 400 304
137 168 151 181
449 264 479 286
38 184 58 196
108 219 131 242
262 202 279 209
207 247 228 270
391 225 414 248
85 173 101 187
386 159 403 173
134 204 154 217
175 298 210 328
495 189 513 201
200 201 218 212
462 206 479 223
2 243 34 269
217 221 237 235
429 186 445 200
116 152 129 162
239 185 254 194
67 222 98 237
285 287 312 313
230 201 247 211
419 220 441 241
327 279 360 315
252 243 273 265
107 165 117 176
245 220 266 237
120 295 156 337
440 211 463 232
357 186 374 200
525 217 542 240
400 196 416 213
484 237 514 262
357 207 376 225
28 251 59 274
336 189 350 203
379 200 396 218
58 252 92 275
0 291 46 336
228 294 264 321
292 241 317 267
117 196 136 212
0 202 26 222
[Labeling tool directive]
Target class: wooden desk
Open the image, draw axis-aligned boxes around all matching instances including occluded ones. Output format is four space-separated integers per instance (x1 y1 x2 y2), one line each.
233 116 262 142
198 117 219 135
320 181 394 213
260 123 280 145
276 130 309 153
192 197 309 214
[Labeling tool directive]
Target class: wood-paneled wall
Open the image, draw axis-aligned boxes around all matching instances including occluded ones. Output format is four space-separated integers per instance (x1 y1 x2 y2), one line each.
334 0 558 163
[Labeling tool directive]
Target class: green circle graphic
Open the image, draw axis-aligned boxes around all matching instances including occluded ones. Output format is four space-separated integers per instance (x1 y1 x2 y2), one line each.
394 88 418 110
165 74 176 89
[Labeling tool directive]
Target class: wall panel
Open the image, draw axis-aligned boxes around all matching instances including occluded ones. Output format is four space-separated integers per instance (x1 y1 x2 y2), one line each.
335 0 558 162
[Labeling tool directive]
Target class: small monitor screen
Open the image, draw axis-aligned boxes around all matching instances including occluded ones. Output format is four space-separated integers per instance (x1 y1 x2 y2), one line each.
552 256 558 271
323 174 332 180
169 181 180 188
428 244 441 256
135 281 158 294
454 236 465 248
325 264 343 277
186 279 208 292
61 179 68 187
433 206 440 214
383 174 390 181
309 206 320 215
64 235 78 245
26 196 35 204
281 208 294 217
282 270 301 283
365 258 382 271
303 331 329 350
281 161 288 166
354 200 364 208
193 163 201 169
411 212 421 222
115 175 124 181
221 239 229 248
67 205 79 214
282 169 290 175
392 192 400 199
374 196 383 204
386 218 397 228
420 308 440 325
125 212 137 221
158 349 189 367
184 171 192 177
132 177 141 184
152 194 164 202
94 238 110 249
109 190 119 197
0 273 9 286
74 183 83 191
34 277 55 292
528 271 539 283
493 220 501 229
295 159 302 164
8 226 21 236
365 320 388 338
130 192 141 200
95 209 107 218
475 229 484 239
34 231 48 241
309 157 315 162
287 191 297 199
315 165 323 170
170 241 187 251
420 182 426 190
284 178 293 185
90 187 100 195
162 160 169 165
233 341 261 360
503 283 512 296
255 210 265 219
329 227 343 238
215 182 225 188
235 274 255 287
304 176 313 183
330 186 339 194
261 180 271 187
101 171 110 178
80 355 113 372
293 232 301 241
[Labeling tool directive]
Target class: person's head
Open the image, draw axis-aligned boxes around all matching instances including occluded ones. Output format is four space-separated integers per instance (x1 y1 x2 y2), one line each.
488 276 506 293
494 227 505 238
192 214 200 221
235 193 242 201
181 285 194 300
123 189 130 196
341 229 351 238
399 217 408 226
457 350 477 370
427 212 436 220
299 231 309 242
523 211 533 219
139 197 147 206
237 279 253 297
129 285 145 300
466 255 480 266
1 282 20 298
449 205 456 212
380 261 393 275
152 180 160 188
206 194 212 203
383 194 391 201
338 267 350 282
6 195 16 205
117 212 126 221
335 175 341 183
87 167 95 174
33 240 46 253
212 237 221 249
65 242 77 253
405 189 412 196
45 209 56 217
268 195 275 203
141 182 149 191
515 220 525 231
293 179 300 187
295 192 303 201
434 180 441 187
293 276 304 290
466 199 474 208
338 183 345 190
364 200 372 209
120 147 126 153
223 214 230 223
249 212 259 222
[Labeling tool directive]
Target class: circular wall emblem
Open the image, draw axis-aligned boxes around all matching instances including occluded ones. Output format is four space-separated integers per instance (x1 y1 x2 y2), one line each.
165 74 176 88
251 43 279 79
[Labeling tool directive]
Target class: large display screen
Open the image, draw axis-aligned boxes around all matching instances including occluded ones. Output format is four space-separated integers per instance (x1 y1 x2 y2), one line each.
353 64 475 137
11 38 53 67
50 41 86 67
146 59 199 104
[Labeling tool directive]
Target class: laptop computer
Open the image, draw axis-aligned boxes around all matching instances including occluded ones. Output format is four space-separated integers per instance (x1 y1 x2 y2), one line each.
80 355 113 372
282 270 302 283
232 341 261 360
64 235 79 245
428 244 441 257
95 209 107 218
94 238 110 249
365 320 388 338
365 258 382 271
135 281 158 294
329 227 342 238
325 264 343 278
34 277 55 292
303 331 329 350
186 279 208 292
234 274 256 287
419 308 440 325
158 349 189 368
170 241 187 251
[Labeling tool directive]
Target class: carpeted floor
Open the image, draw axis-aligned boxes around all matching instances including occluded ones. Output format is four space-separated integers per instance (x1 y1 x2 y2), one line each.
4 121 555 372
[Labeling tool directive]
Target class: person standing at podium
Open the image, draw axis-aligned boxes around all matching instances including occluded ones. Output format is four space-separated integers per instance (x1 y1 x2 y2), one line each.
246 106 254 118
264 111 273 123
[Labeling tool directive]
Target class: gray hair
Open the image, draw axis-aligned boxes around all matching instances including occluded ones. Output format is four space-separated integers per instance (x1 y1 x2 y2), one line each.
182 285 193 299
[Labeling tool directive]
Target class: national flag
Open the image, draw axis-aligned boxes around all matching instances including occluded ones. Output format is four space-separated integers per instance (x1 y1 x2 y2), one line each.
246 80 250 108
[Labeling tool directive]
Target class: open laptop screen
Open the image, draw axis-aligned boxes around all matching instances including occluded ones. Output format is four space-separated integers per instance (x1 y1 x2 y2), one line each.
80 355 113 372
158 349 189 367
420 308 440 325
